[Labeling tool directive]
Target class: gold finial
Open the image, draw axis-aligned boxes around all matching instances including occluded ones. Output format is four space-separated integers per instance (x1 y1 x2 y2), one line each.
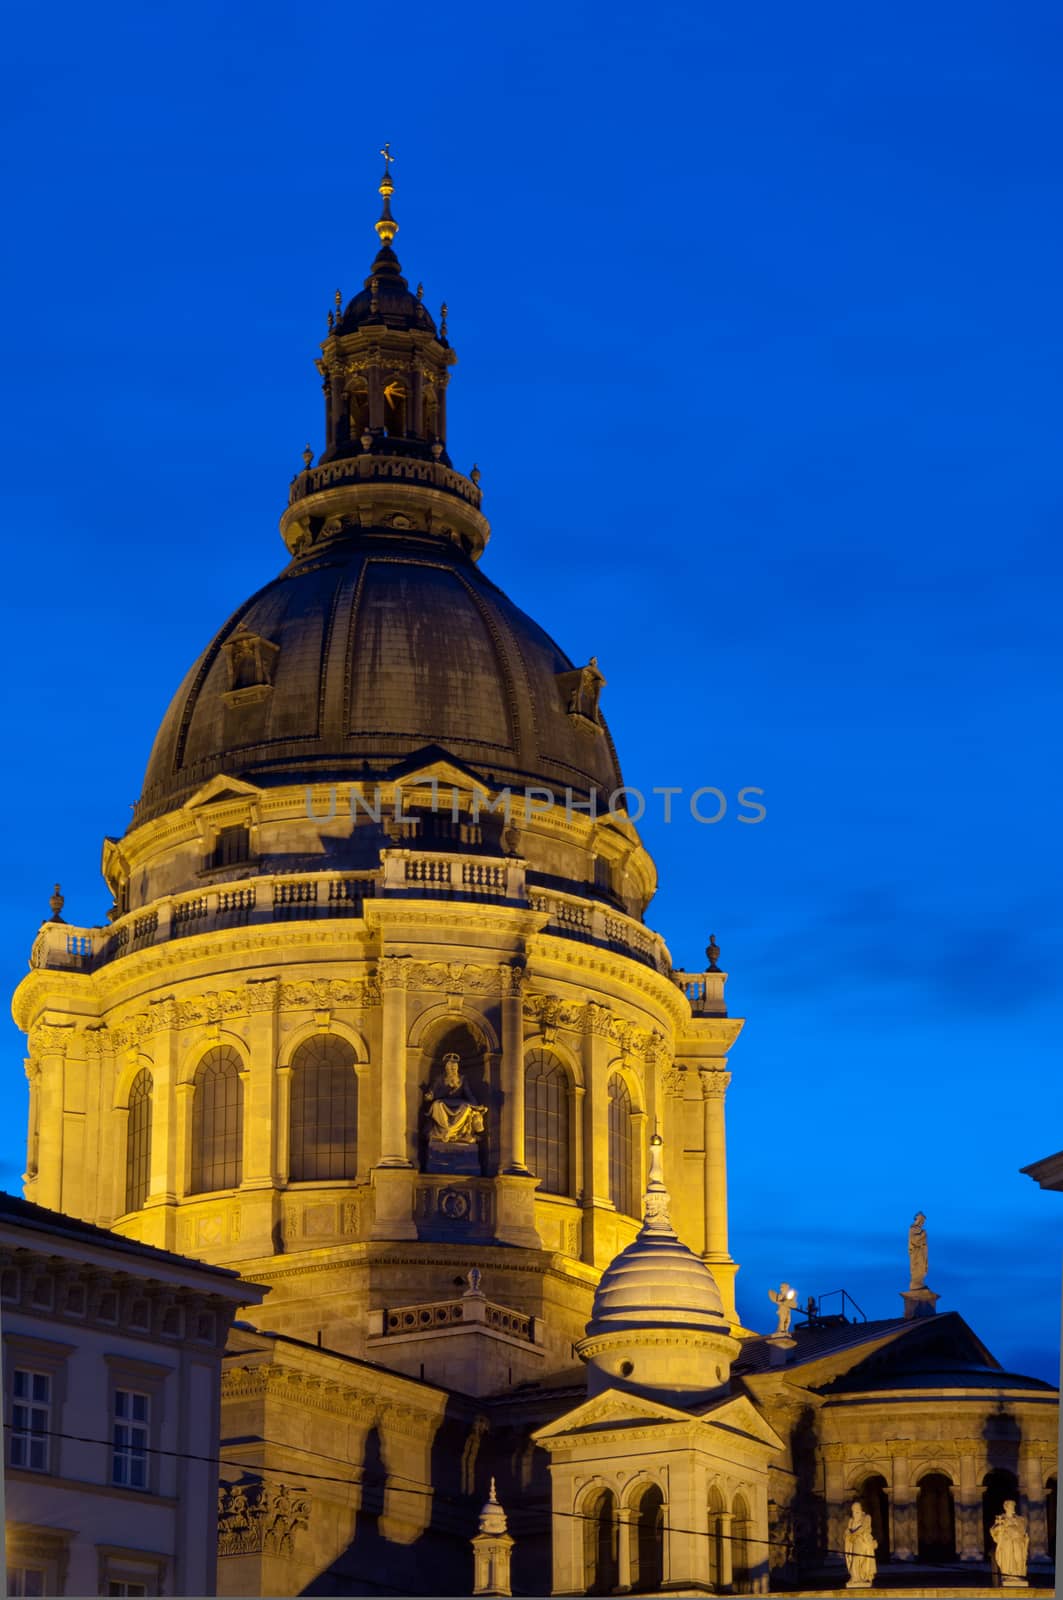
334 288 342 310
302 444 313 469
375 143 398 246
470 464 481 486
49 883 65 923
327 309 334 330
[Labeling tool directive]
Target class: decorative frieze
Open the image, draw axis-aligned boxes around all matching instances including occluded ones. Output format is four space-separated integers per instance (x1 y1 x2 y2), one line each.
217 1479 311 1557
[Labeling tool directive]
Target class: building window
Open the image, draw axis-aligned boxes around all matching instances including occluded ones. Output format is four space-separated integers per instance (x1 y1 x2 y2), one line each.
106 1584 147 1597
10 1369 50 1472
6 1568 46 1597
209 824 250 869
607 1075 637 1218
190 1046 244 1193
583 1488 618 1594
112 1389 150 1489
288 1035 358 1181
125 1068 153 1213
524 1050 571 1196
631 1483 664 1591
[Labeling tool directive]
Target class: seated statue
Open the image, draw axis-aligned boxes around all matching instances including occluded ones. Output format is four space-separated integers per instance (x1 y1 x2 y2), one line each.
424 1053 486 1146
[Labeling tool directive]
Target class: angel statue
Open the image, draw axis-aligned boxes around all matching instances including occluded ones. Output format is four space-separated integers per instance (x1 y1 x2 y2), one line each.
768 1282 797 1335
844 1500 877 1589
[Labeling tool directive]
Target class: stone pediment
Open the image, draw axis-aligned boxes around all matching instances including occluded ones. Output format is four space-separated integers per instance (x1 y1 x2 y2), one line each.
699 1393 785 1454
183 774 263 811
531 1387 701 1447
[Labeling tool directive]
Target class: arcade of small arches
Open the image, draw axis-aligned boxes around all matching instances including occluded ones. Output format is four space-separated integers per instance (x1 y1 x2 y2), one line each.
576 1478 759 1596
116 1024 646 1222
826 1459 1058 1569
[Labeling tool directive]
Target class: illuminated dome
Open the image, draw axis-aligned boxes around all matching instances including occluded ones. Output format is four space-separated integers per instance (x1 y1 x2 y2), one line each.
589 1228 727 1336
133 526 624 826
131 151 624 828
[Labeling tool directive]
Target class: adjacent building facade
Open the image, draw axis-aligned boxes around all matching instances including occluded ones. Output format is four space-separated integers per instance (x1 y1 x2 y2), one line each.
1 1193 263 1596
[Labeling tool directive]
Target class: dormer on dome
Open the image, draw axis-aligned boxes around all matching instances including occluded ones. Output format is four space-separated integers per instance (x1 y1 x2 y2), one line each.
578 1133 740 1407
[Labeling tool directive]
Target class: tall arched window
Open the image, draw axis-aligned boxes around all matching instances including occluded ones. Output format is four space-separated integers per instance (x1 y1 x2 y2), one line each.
732 1492 753 1594
125 1069 153 1213
524 1050 571 1196
631 1483 664 1592
583 1488 618 1594
190 1047 244 1194
707 1487 725 1589
607 1074 636 1217
289 1035 359 1181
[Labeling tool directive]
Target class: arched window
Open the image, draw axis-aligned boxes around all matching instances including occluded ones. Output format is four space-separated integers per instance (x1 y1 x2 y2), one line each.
631 1483 664 1592
859 1475 890 1562
607 1074 636 1217
583 1488 618 1595
917 1472 956 1563
124 1069 153 1213
524 1050 571 1196
707 1487 725 1589
732 1492 753 1593
983 1468 1019 1559
190 1047 244 1194
348 378 369 441
288 1035 358 1181
384 378 407 436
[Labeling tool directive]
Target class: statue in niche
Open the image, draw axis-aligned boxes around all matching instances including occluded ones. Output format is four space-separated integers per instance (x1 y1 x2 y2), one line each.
990 1501 1029 1586
422 1052 487 1174
908 1211 929 1290
844 1500 877 1589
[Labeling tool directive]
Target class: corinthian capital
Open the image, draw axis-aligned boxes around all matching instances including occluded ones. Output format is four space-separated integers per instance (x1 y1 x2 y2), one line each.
498 962 525 998
378 955 409 991
699 1067 732 1100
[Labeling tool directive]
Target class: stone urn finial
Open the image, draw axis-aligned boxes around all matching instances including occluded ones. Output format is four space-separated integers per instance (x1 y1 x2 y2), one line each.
49 883 65 924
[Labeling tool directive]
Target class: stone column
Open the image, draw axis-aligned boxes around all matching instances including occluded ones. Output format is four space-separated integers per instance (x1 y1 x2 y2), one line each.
22 1060 40 1191
890 1456 915 1562
242 984 279 1191
377 957 412 1167
716 1512 734 1590
700 1066 736 1324
147 1010 180 1211
582 1003 614 1266
32 1027 70 1212
616 1507 633 1593
275 1065 293 1185
499 965 529 1174
956 1451 983 1561
175 1081 196 1196
371 956 416 1240
824 1457 848 1570
1023 1453 1048 1563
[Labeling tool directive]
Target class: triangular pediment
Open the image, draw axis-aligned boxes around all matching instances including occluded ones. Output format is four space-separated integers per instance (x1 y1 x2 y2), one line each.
531 1387 697 1445
699 1393 785 1453
183 774 263 811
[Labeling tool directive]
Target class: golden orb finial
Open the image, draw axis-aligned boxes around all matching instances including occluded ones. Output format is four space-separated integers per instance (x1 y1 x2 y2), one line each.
375 142 398 246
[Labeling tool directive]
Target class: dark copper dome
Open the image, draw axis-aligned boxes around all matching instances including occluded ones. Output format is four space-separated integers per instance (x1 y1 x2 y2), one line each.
132 527 623 827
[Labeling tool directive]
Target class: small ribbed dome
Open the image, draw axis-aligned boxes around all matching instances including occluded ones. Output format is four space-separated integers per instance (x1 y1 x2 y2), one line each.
588 1133 727 1336
589 1231 727 1336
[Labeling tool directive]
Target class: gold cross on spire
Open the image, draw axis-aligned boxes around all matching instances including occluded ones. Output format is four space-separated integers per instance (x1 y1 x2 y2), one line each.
380 142 394 177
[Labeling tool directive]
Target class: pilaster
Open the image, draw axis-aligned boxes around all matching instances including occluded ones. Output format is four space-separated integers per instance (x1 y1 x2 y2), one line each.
700 1065 737 1325
499 964 529 1174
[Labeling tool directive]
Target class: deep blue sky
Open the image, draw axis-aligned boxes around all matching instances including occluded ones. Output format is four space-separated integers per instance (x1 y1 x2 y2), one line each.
2 2 1061 1376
